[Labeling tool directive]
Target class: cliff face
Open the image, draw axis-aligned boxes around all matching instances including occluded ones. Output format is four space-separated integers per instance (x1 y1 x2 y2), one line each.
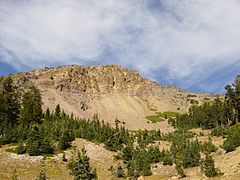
11 64 218 131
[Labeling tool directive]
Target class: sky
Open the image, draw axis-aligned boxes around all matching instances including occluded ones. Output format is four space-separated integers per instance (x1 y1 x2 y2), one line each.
0 0 240 94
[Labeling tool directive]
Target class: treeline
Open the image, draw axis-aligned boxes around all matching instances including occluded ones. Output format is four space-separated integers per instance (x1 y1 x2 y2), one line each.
168 75 240 153
0 77 133 154
169 75 240 130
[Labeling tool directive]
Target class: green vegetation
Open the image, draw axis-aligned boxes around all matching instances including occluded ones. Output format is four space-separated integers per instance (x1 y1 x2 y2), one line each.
201 140 217 154
145 111 179 123
175 162 186 178
110 164 126 178
201 154 223 177
145 114 165 123
187 94 197 98
68 148 97 180
170 75 240 130
4 74 240 178
222 124 240 152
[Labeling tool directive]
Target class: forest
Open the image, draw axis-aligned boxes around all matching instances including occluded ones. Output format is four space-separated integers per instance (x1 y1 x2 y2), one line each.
1 75 240 179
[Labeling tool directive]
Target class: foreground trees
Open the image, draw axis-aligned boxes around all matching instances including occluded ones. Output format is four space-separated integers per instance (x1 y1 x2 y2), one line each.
3 74 240 178
201 154 222 177
68 148 97 180
20 86 43 127
0 77 20 136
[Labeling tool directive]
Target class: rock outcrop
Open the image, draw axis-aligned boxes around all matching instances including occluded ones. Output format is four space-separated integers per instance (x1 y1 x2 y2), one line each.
10 64 219 131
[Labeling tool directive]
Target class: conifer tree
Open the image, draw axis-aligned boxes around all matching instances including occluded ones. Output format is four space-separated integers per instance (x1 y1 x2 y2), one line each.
45 108 50 120
0 77 20 134
68 148 97 180
20 86 43 127
28 126 41 156
201 154 221 177
233 75 240 123
55 104 61 118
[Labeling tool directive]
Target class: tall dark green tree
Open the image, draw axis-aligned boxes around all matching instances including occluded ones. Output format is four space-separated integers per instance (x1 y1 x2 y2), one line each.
225 84 236 125
20 86 43 127
45 108 50 120
28 126 41 156
0 77 20 135
55 104 61 118
233 75 240 123
201 154 221 177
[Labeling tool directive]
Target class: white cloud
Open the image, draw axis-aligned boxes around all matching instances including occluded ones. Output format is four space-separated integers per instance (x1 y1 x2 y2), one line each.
1 0 240 92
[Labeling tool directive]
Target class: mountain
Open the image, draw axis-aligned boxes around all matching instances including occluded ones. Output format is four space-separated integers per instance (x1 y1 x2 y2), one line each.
10 64 219 131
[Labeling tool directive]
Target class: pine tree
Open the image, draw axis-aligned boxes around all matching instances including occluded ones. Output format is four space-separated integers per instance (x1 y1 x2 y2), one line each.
28 126 41 156
233 75 240 123
45 108 50 120
58 131 72 150
55 104 61 118
201 154 221 177
0 77 20 135
20 86 43 127
68 148 97 180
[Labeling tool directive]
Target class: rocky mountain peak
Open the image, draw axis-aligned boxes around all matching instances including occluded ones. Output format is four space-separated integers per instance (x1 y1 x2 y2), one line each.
9 64 219 130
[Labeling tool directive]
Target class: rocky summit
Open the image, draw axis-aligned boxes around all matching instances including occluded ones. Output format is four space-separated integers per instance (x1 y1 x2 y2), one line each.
11 64 218 131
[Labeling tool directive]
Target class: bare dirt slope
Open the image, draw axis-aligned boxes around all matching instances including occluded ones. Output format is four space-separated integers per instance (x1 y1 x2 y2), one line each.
11 64 218 130
0 138 116 180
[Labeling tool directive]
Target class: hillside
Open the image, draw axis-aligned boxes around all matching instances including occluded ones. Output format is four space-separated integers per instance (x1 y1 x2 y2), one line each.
10 64 218 131
1 65 240 180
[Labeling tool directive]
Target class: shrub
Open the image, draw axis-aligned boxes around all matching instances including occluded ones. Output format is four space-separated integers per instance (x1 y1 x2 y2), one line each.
16 143 26 154
162 156 173 166
112 164 125 178
201 141 217 154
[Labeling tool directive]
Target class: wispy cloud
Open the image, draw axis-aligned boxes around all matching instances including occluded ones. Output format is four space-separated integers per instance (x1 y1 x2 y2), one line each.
1 0 240 93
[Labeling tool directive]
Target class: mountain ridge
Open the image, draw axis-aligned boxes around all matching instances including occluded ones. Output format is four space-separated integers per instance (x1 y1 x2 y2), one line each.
8 64 219 131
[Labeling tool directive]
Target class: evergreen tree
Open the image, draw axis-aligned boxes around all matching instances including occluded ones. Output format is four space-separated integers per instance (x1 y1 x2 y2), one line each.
58 130 72 150
28 126 41 156
201 154 221 177
233 75 240 123
39 138 54 154
222 125 240 152
68 148 97 180
0 77 20 135
20 86 43 127
55 104 61 118
45 108 50 120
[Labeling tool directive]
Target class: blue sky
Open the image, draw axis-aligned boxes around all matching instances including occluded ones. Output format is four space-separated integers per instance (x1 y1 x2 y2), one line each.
1 0 240 94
